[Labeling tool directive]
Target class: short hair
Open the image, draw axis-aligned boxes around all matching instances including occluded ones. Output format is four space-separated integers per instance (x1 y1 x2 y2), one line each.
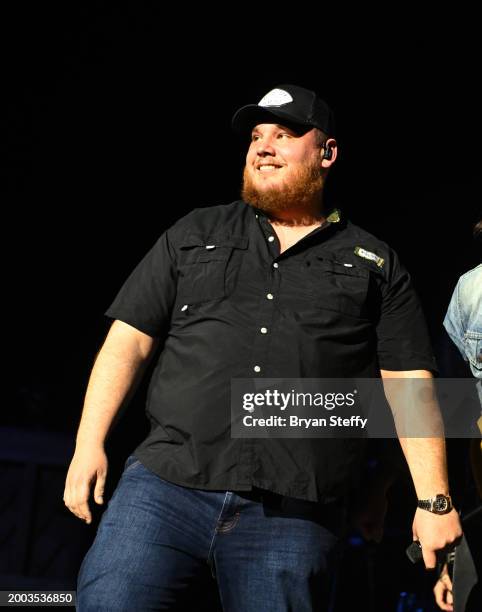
474 219 482 240
313 127 328 148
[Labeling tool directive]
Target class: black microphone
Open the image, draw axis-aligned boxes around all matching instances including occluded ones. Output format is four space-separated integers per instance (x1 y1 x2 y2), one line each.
406 540 423 563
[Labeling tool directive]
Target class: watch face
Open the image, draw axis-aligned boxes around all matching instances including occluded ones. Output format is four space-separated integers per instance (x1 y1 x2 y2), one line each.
434 496 448 512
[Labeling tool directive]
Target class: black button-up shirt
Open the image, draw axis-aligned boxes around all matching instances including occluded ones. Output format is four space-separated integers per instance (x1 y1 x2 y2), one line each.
104 200 437 502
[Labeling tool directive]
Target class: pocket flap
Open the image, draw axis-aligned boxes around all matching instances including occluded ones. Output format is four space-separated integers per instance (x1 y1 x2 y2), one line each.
314 255 370 278
180 234 249 250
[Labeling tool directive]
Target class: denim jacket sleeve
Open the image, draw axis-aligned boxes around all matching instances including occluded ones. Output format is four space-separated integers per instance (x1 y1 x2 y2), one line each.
444 264 482 379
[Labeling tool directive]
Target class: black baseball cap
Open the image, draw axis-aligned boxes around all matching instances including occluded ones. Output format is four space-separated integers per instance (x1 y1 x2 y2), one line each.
231 84 336 138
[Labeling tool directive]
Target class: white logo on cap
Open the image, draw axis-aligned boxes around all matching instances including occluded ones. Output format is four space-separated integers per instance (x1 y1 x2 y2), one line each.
258 88 293 108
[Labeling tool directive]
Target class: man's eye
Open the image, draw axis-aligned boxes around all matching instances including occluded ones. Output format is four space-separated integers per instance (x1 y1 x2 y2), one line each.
278 133 290 138
251 135 260 141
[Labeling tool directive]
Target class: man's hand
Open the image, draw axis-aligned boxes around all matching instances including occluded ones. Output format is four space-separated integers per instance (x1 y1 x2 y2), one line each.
63 446 108 524
433 563 453 611
412 508 462 569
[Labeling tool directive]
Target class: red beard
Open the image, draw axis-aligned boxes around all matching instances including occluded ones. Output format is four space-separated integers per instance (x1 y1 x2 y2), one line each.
241 159 325 217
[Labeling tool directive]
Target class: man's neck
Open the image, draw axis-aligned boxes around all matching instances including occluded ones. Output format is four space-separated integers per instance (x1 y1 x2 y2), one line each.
260 195 325 227
266 209 325 228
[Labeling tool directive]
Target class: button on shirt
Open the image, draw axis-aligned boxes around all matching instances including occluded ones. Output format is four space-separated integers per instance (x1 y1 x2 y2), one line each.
104 200 437 501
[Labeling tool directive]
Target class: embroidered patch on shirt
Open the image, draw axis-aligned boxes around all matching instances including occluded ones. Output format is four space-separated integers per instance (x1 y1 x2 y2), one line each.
326 209 341 223
354 246 385 268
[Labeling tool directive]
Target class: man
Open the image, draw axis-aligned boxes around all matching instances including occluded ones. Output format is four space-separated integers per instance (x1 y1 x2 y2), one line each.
433 222 481 611
65 84 462 611
444 227 482 387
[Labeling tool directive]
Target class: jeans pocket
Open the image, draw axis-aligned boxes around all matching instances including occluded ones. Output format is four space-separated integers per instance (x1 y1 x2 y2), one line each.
123 455 141 473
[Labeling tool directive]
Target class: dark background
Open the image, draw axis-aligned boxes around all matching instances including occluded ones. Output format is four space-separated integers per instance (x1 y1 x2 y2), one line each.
1 4 480 609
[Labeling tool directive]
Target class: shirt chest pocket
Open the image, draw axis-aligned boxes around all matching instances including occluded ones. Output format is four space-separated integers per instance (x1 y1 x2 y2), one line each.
303 256 371 317
464 332 482 373
177 234 249 304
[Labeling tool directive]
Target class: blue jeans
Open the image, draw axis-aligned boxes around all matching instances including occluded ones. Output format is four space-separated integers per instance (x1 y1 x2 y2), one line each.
77 454 343 611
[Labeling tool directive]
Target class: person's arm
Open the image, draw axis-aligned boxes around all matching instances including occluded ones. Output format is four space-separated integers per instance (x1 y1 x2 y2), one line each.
443 279 466 360
433 563 453 611
380 368 463 569
63 319 159 524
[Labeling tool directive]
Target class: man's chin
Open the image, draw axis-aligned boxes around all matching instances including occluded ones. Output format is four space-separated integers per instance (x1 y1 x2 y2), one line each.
241 162 325 214
249 181 283 195
241 187 291 213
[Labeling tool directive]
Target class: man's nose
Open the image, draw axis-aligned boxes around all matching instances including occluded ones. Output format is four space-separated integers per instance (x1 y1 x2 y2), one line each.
256 141 276 156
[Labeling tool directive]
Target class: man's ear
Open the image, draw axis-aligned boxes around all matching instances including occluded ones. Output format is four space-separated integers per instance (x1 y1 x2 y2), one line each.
321 138 338 167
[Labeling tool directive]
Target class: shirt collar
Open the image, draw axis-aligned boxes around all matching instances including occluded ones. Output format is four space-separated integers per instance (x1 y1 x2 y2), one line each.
246 201 342 226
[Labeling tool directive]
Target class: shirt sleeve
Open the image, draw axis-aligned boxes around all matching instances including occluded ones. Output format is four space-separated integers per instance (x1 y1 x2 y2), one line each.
104 229 178 338
443 280 467 360
375 248 438 373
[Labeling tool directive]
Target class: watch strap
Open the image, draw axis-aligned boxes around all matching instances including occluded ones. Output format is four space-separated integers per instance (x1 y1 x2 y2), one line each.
417 494 452 514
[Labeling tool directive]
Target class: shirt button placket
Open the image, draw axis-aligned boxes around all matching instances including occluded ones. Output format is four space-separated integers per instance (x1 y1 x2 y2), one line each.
251 257 280 375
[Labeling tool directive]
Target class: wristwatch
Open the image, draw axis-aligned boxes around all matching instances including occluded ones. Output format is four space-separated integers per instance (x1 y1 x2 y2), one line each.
417 493 453 514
